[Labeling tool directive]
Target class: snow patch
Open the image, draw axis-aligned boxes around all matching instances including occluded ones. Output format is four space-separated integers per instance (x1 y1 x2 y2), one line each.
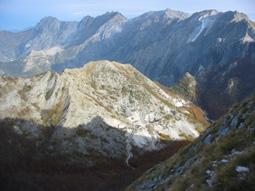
188 13 216 43
25 43 31 48
242 32 255 43
189 19 206 42
227 79 238 95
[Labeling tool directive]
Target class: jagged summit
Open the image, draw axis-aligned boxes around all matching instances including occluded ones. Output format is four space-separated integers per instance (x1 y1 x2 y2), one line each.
78 12 126 28
164 8 190 19
36 16 61 27
39 16 59 22
94 11 127 23
136 9 189 21
103 11 127 19
187 9 220 24
79 15 93 24
230 10 250 22
64 60 132 74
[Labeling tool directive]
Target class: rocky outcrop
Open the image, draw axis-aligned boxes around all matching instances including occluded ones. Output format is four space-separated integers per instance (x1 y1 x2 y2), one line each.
0 60 208 166
126 95 255 191
172 72 198 103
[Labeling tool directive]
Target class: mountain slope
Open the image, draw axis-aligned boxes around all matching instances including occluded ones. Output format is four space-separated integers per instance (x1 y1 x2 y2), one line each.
126 94 255 191
0 12 126 76
0 60 208 166
171 72 198 103
0 9 254 118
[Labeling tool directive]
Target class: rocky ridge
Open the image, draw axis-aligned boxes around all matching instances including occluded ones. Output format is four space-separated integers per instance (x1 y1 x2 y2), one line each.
0 9 254 119
0 60 208 166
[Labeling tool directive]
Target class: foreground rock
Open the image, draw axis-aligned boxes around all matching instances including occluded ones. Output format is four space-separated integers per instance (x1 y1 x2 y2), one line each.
126 95 255 191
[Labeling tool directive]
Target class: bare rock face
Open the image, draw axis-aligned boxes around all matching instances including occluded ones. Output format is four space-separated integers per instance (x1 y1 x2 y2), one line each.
0 60 207 166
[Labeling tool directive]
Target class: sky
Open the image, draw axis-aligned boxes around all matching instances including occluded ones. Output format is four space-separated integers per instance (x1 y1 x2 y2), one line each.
0 0 255 31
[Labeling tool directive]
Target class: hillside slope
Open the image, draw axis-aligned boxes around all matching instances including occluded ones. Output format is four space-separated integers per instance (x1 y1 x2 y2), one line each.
0 60 208 165
126 95 255 191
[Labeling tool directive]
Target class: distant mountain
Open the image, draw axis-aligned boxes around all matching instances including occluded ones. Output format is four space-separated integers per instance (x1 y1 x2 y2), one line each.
0 11 127 74
0 9 255 119
126 94 255 191
0 60 207 166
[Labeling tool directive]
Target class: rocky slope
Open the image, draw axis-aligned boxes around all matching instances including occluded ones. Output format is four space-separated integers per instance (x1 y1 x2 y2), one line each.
0 9 254 119
0 60 208 166
126 94 255 191
171 72 198 103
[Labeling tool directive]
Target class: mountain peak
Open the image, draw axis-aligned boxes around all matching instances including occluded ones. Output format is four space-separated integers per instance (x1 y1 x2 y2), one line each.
230 10 250 22
139 9 189 20
100 11 127 21
183 72 194 78
38 16 60 25
83 60 124 68
193 9 219 20
164 8 190 19
0 60 207 161
80 15 93 23
35 16 61 30
199 9 219 15
64 60 133 77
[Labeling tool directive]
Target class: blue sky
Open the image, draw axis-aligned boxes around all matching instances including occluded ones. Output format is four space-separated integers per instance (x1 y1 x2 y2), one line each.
1 0 255 31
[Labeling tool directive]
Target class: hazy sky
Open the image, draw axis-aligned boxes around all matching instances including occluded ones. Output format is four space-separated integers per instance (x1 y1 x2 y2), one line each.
1 0 255 31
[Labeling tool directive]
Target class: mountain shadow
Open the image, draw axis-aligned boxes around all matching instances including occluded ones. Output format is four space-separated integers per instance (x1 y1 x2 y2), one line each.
0 117 189 191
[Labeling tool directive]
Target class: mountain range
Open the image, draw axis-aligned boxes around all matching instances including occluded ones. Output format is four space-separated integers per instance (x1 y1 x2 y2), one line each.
0 9 254 119
1 62 254 190
0 8 255 191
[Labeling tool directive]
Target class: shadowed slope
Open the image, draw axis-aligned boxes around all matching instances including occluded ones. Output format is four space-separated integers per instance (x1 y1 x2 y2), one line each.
0 117 189 191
